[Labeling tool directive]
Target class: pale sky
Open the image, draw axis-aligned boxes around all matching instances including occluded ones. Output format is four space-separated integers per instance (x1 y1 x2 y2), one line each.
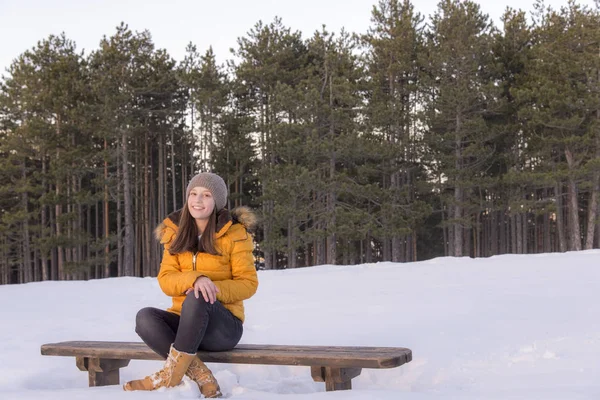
0 0 596 75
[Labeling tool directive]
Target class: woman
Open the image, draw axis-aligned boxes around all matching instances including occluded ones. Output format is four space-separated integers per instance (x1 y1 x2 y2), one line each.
123 172 258 398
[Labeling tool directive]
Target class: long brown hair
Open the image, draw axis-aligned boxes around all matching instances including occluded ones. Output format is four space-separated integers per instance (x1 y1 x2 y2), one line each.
169 203 221 256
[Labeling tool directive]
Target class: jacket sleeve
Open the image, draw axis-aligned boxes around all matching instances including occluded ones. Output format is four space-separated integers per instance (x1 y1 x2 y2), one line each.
214 232 259 303
156 227 203 297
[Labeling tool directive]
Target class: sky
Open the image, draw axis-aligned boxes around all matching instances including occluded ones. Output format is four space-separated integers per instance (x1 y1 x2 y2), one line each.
1 250 599 399
0 0 597 76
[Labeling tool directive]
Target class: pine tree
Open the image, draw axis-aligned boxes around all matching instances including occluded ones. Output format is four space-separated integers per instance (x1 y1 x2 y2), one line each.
519 1 600 251
423 0 498 257
363 0 431 261
89 24 165 276
489 8 535 255
232 18 308 269
301 27 366 265
0 33 89 281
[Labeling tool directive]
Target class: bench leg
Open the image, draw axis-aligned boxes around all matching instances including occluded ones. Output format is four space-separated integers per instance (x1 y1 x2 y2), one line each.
76 357 130 387
310 366 362 391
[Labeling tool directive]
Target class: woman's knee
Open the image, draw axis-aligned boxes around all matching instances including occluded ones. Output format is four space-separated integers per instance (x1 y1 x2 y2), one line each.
135 307 158 338
182 291 211 310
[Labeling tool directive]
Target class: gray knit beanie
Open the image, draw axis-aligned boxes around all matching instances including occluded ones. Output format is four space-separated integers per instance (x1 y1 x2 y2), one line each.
185 172 228 211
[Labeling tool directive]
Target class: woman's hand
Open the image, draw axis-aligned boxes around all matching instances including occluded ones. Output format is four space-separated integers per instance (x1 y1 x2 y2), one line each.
185 276 219 304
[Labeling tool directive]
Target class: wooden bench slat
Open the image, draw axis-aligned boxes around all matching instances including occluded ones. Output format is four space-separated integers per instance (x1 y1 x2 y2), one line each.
41 341 412 369
236 344 410 353
42 341 409 354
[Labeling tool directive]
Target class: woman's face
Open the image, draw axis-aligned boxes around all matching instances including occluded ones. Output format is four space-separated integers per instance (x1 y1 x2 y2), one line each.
187 186 215 221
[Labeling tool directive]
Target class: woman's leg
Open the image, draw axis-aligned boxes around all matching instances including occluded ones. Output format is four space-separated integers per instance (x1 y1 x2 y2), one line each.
124 307 195 392
176 293 242 398
135 307 180 358
198 301 243 351
174 292 243 353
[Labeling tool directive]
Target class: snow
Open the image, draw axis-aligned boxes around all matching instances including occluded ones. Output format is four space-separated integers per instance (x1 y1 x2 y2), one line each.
1 250 599 399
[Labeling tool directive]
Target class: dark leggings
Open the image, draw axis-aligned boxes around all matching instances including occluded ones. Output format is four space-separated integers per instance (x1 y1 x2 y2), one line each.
135 292 243 358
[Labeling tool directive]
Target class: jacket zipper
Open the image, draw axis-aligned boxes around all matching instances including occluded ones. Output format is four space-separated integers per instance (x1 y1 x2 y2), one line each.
192 252 197 271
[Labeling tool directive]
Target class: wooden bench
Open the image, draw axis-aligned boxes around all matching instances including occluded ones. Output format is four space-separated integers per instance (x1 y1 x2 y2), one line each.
41 341 412 392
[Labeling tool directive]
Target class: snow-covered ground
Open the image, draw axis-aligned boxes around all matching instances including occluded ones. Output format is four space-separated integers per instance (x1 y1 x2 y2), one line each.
1 251 599 399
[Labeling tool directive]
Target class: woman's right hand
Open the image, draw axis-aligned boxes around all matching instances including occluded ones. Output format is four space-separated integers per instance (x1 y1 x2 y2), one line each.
185 276 219 304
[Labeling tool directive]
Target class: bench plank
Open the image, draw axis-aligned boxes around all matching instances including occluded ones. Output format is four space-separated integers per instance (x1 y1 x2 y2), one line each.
41 341 412 369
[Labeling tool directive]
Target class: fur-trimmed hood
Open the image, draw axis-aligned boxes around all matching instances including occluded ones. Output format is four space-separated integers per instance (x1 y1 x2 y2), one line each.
154 206 257 243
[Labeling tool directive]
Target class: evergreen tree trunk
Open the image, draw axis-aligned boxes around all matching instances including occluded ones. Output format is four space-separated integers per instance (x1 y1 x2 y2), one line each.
596 202 600 248
391 228 402 261
544 188 552 252
442 203 449 256
55 117 64 280
516 212 523 254
171 128 177 212
65 175 72 278
544 212 551 252
21 161 32 283
18 240 23 284
56 183 64 280
522 214 527 253
122 129 134 276
117 146 123 277
263 199 273 269
382 238 391 261
181 142 187 206
534 214 539 253
412 234 418 262
150 152 158 277
0 239 4 284
584 147 599 250
475 212 481 257
287 217 297 268
566 174 582 251
453 187 463 256
41 156 49 281
510 214 517 253
144 131 151 276
158 134 165 223
565 147 582 251
325 63 337 266
555 182 567 252
466 225 473 257
497 212 504 254
95 201 100 279
134 139 141 277
398 235 405 262
3 238 8 284
104 138 110 278
78 182 84 275
50 206 57 280
453 86 463 256
33 249 39 282
485 212 490 256
326 155 336 265
595 75 600 249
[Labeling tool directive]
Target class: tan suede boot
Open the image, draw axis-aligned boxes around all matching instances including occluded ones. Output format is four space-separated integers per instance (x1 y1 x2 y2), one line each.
185 356 222 398
123 344 196 391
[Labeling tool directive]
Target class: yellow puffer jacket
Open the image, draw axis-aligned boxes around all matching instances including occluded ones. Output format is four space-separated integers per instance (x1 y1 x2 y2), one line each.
155 206 258 323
